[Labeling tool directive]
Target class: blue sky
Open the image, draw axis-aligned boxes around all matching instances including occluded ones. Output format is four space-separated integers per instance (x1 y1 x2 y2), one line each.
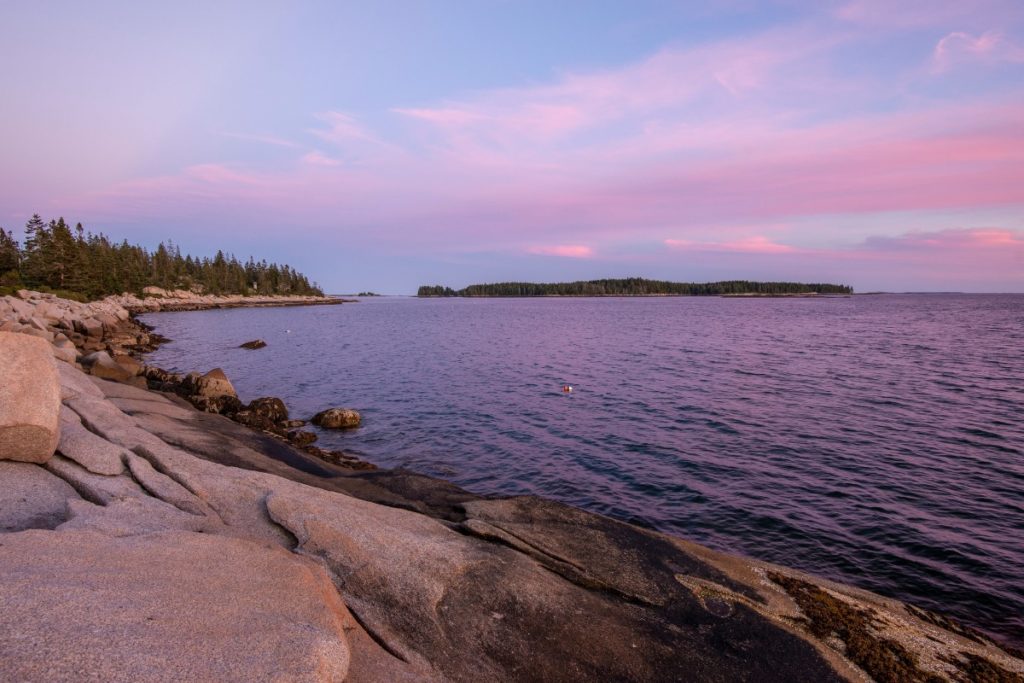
1 0 1022 292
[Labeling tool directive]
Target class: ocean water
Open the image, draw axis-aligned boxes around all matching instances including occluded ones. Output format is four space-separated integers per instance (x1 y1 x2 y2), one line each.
140 294 1024 646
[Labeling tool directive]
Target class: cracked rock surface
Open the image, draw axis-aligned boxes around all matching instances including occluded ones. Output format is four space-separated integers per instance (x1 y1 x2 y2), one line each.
2 336 1023 681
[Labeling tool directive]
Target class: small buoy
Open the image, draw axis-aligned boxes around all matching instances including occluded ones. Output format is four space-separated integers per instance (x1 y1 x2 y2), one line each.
562 384 573 393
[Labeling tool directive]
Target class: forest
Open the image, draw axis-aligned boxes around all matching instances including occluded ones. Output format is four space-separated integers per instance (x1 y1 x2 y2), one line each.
418 278 854 297
0 214 323 300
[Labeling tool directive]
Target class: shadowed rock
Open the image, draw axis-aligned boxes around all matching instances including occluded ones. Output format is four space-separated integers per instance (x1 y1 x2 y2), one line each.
239 339 267 349
0 461 80 531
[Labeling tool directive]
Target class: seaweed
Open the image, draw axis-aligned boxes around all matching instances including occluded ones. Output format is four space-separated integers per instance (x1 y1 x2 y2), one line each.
769 572 945 683
940 652 1024 683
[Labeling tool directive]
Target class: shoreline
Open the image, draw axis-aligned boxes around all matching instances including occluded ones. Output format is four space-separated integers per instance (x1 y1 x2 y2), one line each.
2 289 1023 681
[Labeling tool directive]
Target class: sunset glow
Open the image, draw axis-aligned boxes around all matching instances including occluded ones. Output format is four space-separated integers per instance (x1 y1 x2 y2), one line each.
1 1 1021 292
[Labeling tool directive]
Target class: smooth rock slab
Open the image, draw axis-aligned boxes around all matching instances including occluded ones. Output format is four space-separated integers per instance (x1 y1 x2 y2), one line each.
0 461 80 532
57 406 126 476
0 529 352 683
57 360 104 401
45 454 148 505
0 332 61 463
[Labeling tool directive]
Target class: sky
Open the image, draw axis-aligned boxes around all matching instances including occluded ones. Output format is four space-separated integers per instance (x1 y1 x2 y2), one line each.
1 0 1022 293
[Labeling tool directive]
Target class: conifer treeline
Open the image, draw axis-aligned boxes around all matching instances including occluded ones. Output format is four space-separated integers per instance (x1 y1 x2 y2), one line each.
418 278 853 297
0 215 323 300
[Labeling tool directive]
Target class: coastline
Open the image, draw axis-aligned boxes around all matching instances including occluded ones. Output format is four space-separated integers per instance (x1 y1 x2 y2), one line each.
2 289 1022 682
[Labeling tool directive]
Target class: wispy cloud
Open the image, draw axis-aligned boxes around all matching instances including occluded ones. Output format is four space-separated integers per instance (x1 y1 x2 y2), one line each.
219 131 300 149
932 30 1024 72
665 236 798 254
527 244 595 258
301 150 342 166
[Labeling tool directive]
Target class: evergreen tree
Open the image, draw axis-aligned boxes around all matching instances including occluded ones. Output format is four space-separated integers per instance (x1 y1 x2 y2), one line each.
1 213 324 299
0 228 20 277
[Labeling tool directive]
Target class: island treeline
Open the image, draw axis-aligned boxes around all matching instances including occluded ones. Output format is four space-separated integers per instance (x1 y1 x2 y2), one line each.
0 214 323 300
418 278 853 297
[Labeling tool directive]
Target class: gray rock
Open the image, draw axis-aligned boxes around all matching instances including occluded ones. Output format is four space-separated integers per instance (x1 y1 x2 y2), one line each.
51 338 77 363
6 297 32 317
95 312 121 335
45 454 148 505
56 359 104 401
73 316 104 338
59 497 218 537
0 332 61 463
0 461 80 531
193 368 237 399
0 529 352 683
124 451 208 516
22 326 54 342
27 316 49 332
312 407 361 429
113 354 143 376
82 351 135 383
57 406 126 475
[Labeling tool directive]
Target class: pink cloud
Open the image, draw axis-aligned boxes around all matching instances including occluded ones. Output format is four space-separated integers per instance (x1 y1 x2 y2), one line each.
933 31 1024 72
310 111 379 145
860 227 1024 252
665 236 798 254
44 14 1024 289
301 150 342 166
527 245 595 258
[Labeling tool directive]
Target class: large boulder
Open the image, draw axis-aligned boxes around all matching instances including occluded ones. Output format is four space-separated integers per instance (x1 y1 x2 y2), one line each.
312 407 361 429
0 530 352 682
0 332 61 463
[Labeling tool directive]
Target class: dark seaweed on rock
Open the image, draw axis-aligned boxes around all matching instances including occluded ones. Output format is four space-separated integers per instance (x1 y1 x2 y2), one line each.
769 571 945 683
940 652 1024 683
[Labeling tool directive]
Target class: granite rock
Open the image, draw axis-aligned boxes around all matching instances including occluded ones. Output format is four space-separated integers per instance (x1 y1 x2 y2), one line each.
0 332 61 463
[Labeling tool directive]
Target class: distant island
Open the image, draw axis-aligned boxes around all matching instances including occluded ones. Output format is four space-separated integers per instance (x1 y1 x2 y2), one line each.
418 278 853 297
0 214 323 300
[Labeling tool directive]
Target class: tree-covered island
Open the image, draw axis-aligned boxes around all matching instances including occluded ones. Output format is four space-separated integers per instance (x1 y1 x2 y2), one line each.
418 278 853 297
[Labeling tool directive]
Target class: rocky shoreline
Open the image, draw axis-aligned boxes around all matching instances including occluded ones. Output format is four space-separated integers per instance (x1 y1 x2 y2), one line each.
2 289 1023 682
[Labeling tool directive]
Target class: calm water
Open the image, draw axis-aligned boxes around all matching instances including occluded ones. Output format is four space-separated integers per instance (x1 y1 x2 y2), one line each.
141 295 1024 646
